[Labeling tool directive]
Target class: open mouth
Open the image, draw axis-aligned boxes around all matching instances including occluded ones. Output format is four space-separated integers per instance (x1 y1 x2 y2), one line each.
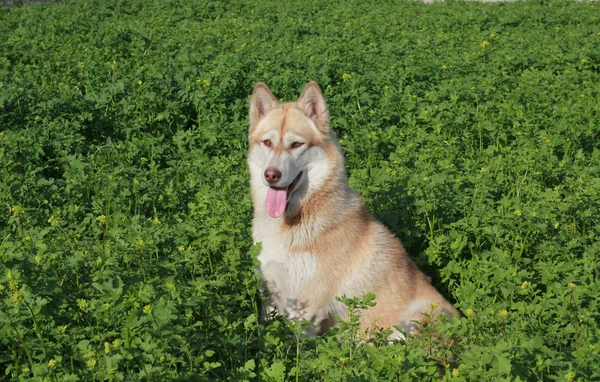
265 171 303 218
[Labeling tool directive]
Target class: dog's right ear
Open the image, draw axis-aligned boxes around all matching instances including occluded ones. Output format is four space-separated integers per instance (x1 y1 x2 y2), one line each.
249 83 278 129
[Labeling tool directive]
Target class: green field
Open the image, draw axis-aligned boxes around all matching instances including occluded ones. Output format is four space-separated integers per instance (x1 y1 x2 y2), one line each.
1 0 599 380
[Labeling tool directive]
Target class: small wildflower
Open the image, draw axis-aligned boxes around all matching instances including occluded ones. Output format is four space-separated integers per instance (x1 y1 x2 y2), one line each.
153 217 161 225
342 73 352 82
490 33 496 39
554 222 560 229
565 371 576 382
202 79 210 87
430 302 438 309
112 338 122 348
96 215 106 224
103 303 111 310
498 309 508 318
452 368 460 377
530 211 537 217
86 359 97 370
568 282 576 291
339 356 349 363
165 281 175 291
48 359 57 368
58 325 67 334
8 280 18 291
480 167 487 173
136 239 144 248
77 298 88 310
482 40 490 48
104 342 110 354
11 204 23 216
177 245 186 253
442 65 448 70
466 308 474 318
143 304 152 315
35 255 41 264
521 281 530 289
11 291 20 304
84 350 95 359
137 80 143 86
7 270 12 279
48 215 59 227
423 177 430 182
133 178 140 185
514 209 522 216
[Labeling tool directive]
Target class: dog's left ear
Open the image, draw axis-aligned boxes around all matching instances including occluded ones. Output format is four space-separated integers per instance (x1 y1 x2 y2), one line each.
297 81 329 134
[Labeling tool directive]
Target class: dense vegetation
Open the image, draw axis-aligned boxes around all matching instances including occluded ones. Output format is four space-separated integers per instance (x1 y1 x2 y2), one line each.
1 0 599 380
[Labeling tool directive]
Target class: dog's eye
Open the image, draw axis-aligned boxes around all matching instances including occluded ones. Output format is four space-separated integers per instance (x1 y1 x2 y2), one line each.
263 139 272 147
290 142 304 149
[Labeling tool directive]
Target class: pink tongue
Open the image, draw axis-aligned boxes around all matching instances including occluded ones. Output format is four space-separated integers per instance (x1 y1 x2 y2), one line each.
266 187 287 218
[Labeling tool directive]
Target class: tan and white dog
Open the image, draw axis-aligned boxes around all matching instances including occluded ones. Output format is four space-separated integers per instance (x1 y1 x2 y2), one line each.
248 81 459 338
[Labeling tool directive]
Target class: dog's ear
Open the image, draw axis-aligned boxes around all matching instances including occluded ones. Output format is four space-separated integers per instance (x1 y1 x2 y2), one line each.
249 83 279 129
297 81 329 134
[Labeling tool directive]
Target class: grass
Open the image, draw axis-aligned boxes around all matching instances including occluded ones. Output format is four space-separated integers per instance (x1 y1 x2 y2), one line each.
0 0 599 380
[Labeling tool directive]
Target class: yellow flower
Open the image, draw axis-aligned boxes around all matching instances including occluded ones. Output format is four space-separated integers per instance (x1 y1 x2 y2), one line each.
104 342 110 354
143 304 152 315
342 73 352 81
48 215 59 227
11 204 23 216
136 239 144 248
133 178 140 185
77 299 88 310
138 80 143 86
35 255 41 264
521 281 530 289
153 217 161 225
442 65 448 70
452 368 460 377
165 282 175 291
203 79 210 88
86 359 97 369
112 338 122 348
466 308 474 318
96 215 106 224
7 270 12 279
103 303 111 310
568 282 576 291
84 350 95 359
48 359 57 368
177 245 185 253
498 309 508 318
565 371 576 382
514 209 522 216
482 40 490 48
554 222 560 229
430 302 438 309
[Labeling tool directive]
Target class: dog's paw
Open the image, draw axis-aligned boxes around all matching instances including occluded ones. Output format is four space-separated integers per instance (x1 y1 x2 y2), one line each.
260 301 279 322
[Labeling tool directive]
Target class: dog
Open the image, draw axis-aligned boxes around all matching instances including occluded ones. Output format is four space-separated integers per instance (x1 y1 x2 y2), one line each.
247 81 459 339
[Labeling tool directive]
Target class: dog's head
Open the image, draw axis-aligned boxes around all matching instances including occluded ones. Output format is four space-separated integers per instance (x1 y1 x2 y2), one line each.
247 82 334 219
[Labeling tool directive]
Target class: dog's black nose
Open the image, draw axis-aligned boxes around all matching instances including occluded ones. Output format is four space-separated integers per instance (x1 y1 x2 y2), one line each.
264 168 281 184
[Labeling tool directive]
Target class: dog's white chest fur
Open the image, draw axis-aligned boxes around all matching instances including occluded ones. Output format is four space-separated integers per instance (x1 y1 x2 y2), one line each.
257 240 317 299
